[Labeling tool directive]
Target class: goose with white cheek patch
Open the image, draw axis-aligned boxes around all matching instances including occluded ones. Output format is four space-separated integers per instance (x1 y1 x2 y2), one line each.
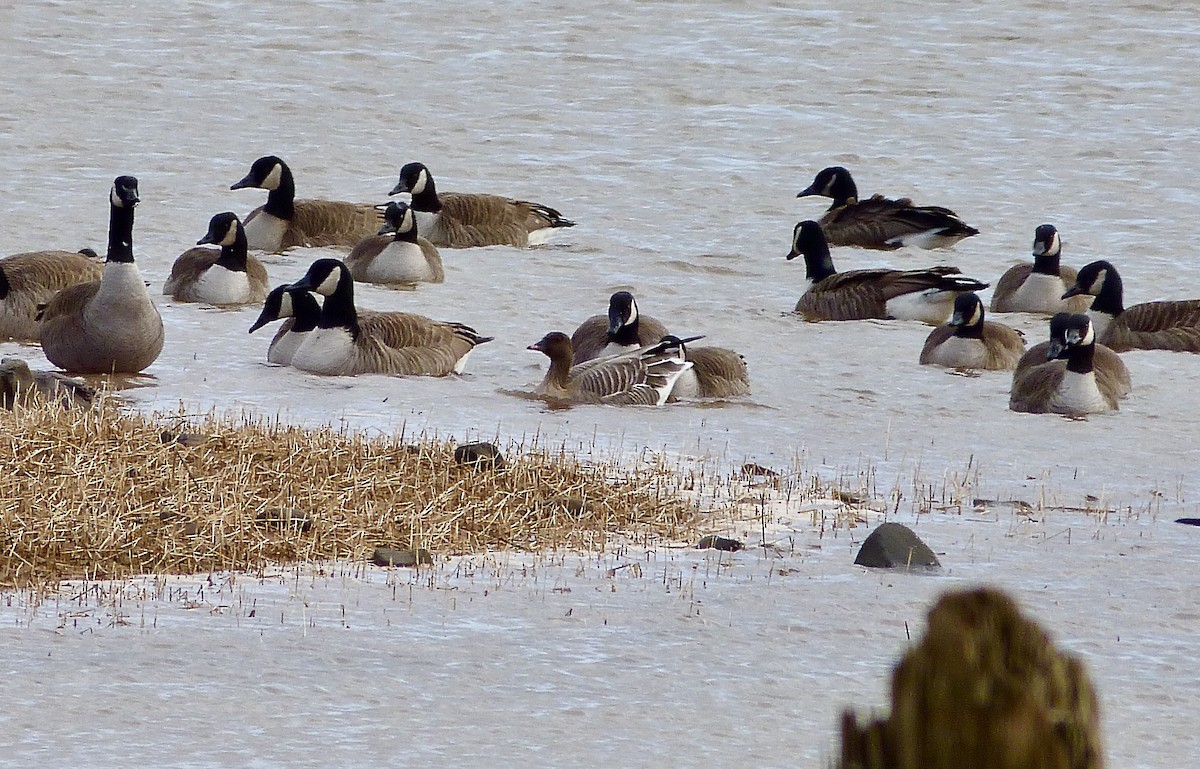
787 220 989 324
230 155 384 252
990 224 1091 315
796 166 978 250
1009 313 1129 415
528 332 693 406
164 212 269 305
389 162 575 248
345 201 444 285
285 258 492 376
38 176 164 374
569 291 670 363
0 248 103 342
1062 260 1200 353
920 292 1025 370
248 285 323 366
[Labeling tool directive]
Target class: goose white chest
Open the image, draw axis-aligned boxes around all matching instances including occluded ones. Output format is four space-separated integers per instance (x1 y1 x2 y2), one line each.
1049 371 1112 415
924 336 989 369
243 212 288 252
190 266 254 305
358 241 435 284
1007 273 1070 314
291 327 357 375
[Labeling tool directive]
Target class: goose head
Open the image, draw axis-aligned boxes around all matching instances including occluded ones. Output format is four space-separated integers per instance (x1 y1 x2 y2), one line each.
111 175 140 208
389 162 431 197
231 156 287 191
1046 313 1095 360
377 201 418 238
198 212 243 247
288 258 351 298
797 166 858 204
1032 224 1061 258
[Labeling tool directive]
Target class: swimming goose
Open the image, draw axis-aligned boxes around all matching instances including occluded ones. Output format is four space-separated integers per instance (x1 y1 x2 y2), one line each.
787 220 989 324
0 357 96 410
38 176 164 375
345 201 444 285
388 162 576 248
248 285 323 365
569 291 670 363
285 258 492 376
990 224 1091 315
797 166 979 250
163 212 270 305
920 293 1026 370
1061 260 1200 353
230 156 384 252
0 249 104 341
528 332 692 406
1009 313 1128 415
666 336 751 400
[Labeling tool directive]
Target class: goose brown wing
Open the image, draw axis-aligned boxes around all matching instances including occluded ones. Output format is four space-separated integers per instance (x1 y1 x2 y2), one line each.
1009 361 1067 413
357 334 466 377
36 280 101 328
344 235 392 280
1 251 104 295
686 346 750 397
163 247 220 295
981 322 1028 369
918 324 957 363
1110 300 1200 351
439 192 533 247
358 311 482 357
569 314 609 362
285 201 386 249
821 196 970 250
990 264 1033 311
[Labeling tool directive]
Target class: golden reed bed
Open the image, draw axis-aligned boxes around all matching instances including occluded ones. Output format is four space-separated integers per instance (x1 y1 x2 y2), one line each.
0 398 699 589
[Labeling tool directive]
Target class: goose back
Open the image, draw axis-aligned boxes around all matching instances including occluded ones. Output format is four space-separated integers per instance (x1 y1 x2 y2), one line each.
0 250 104 341
530 332 691 406
670 346 750 399
0 357 95 410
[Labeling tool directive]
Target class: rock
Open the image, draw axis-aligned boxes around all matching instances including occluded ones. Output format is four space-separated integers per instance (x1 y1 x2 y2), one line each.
854 522 939 569
837 587 1104 769
697 535 744 552
255 508 313 532
453 441 506 470
160 430 214 447
1175 518 1200 527
371 547 433 568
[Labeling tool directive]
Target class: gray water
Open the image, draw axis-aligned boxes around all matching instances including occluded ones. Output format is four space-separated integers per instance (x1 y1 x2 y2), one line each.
1 1 1199 766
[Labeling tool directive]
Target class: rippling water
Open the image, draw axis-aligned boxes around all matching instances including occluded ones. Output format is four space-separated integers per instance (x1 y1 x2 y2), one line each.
1 2 1199 765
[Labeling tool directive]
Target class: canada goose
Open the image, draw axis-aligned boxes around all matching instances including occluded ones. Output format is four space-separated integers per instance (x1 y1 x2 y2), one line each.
787 220 989 324
163 212 270 305
388 162 576 248
0 357 95 410
920 293 1026 370
796 166 979 250
528 332 692 406
248 285 323 365
345 201 444 285
990 224 1091 315
230 156 384 252
1015 320 1131 400
1009 313 1128 415
0 249 104 341
569 291 670 363
38 176 164 375
1062 260 1200 353
285 258 492 376
667 338 751 400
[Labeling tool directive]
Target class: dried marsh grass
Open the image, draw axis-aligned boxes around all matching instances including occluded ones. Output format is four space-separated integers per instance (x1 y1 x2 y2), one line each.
0 402 700 589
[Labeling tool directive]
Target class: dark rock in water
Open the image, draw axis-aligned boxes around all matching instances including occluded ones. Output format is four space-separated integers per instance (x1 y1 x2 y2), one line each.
698 535 744 552
1176 518 1200 527
454 441 506 470
256 508 313 532
854 523 939 569
371 547 433 568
